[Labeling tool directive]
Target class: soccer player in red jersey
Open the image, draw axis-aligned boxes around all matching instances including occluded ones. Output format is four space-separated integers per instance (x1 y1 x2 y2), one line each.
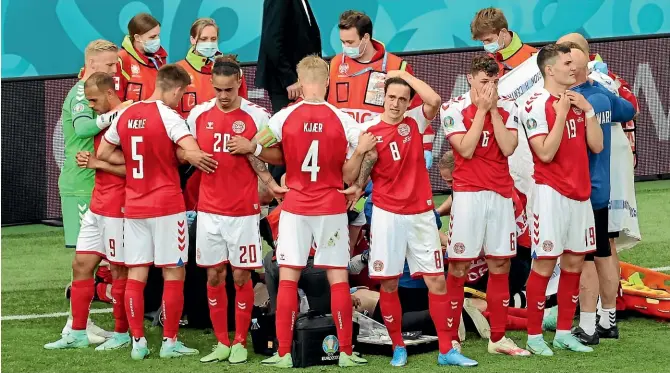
246 55 376 368
97 64 216 360
441 55 529 358
519 44 603 355
185 57 286 364
357 70 465 367
45 73 129 351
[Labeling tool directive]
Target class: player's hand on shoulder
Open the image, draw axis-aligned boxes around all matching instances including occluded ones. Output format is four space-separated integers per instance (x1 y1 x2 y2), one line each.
565 91 593 112
356 132 377 154
553 92 571 117
183 149 217 174
227 135 254 154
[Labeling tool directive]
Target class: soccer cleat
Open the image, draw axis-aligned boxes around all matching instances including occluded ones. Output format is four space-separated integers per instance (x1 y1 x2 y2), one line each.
339 352 368 367
131 344 150 360
596 323 620 339
200 342 231 363
44 330 89 350
95 332 131 351
488 336 531 356
553 333 594 352
261 352 293 368
437 348 478 367
542 306 558 331
160 339 199 359
526 336 554 356
571 326 600 345
463 298 490 339
228 343 248 364
61 318 107 344
390 346 408 367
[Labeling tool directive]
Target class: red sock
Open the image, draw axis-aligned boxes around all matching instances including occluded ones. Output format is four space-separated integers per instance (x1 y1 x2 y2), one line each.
446 273 466 342
207 282 230 345
508 307 528 318
429 292 451 354
233 281 254 346
96 266 113 283
96 282 113 303
557 269 581 331
162 280 184 340
330 282 353 355
379 288 404 347
124 279 146 338
487 272 510 342
526 270 550 335
111 278 129 333
71 279 95 330
507 315 527 330
276 280 298 356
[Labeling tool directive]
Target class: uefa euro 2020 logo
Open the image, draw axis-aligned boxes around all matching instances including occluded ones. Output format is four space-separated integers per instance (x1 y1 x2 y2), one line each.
322 335 339 361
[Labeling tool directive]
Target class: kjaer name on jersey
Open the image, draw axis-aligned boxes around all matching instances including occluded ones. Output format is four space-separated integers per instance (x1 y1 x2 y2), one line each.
304 122 323 132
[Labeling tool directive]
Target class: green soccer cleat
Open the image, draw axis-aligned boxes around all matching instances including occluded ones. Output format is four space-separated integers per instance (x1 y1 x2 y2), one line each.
542 306 558 331
200 343 231 363
131 345 150 360
339 352 368 367
553 333 594 353
160 339 199 359
95 332 131 351
228 343 248 364
526 335 554 356
261 352 293 368
44 330 89 350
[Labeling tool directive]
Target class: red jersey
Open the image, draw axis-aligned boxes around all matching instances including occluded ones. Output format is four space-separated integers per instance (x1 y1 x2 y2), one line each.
512 188 530 248
104 101 191 218
441 93 518 198
361 106 434 214
89 130 125 218
266 101 360 216
188 98 270 216
521 89 591 201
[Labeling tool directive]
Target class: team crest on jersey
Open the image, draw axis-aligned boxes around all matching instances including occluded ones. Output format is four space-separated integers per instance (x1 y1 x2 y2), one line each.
373 260 384 272
232 121 246 134
339 63 349 74
206 121 214 130
542 240 554 252
525 118 537 130
443 116 454 129
572 107 583 115
376 136 383 143
131 64 140 75
397 123 410 136
73 102 85 113
453 242 466 255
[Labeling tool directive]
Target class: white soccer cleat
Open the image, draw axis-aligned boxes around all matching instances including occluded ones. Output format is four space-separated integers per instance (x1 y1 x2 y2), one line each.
61 317 109 344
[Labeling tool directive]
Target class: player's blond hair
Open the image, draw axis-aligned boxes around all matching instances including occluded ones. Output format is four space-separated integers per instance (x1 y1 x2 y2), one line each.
190 17 218 40
84 39 118 61
438 150 455 172
296 55 329 85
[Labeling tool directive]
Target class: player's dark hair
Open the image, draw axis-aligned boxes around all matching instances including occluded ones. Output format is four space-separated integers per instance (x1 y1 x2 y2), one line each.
384 77 416 100
128 13 160 43
338 10 373 39
537 43 571 78
84 72 115 93
470 55 499 77
212 55 241 79
156 64 191 91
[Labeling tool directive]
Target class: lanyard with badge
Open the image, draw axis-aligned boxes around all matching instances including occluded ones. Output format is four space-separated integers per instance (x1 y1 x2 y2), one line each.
340 52 389 107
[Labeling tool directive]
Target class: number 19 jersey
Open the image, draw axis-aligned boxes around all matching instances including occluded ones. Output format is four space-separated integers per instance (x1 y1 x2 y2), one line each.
266 101 360 216
104 100 192 218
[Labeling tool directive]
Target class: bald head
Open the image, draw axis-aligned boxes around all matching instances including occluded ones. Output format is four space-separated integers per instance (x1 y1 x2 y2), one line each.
557 33 589 55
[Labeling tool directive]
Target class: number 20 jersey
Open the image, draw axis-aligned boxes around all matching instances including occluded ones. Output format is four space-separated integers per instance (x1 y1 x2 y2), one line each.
104 100 191 218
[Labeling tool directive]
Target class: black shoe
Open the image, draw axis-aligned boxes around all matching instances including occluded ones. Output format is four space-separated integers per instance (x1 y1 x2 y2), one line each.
596 323 620 339
571 326 600 345
65 284 72 300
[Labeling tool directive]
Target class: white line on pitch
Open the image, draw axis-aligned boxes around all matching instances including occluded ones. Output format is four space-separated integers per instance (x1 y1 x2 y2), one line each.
1 308 113 321
650 266 670 272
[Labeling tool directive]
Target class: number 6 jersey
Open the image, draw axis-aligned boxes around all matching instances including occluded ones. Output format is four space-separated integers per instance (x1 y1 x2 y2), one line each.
266 101 360 216
104 100 191 218
361 105 434 215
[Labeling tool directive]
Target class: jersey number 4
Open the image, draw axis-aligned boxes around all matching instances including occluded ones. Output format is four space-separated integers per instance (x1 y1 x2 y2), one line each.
131 136 144 179
301 140 320 182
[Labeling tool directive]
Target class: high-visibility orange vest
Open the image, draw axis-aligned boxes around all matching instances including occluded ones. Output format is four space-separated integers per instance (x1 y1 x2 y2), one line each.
118 35 167 102
493 32 537 77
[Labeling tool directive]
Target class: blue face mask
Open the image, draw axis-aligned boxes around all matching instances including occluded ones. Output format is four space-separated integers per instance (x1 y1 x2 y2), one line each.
483 31 504 53
342 38 367 59
196 41 219 59
142 38 161 54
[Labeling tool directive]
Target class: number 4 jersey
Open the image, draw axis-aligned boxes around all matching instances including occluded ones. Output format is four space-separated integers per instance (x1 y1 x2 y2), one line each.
265 101 361 216
104 100 191 218
187 98 270 216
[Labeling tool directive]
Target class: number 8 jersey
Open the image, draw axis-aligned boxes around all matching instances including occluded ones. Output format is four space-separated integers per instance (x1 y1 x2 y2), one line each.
361 106 434 215
104 100 191 218
265 101 360 216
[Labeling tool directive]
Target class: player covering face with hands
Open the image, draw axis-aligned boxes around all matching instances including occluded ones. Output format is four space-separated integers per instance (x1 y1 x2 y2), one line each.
441 55 529 360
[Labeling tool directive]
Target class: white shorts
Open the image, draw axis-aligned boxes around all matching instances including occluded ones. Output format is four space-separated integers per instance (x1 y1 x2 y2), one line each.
276 211 349 269
368 206 443 278
196 212 262 269
530 184 596 258
76 210 124 265
448 191 516 261
124 212 189 267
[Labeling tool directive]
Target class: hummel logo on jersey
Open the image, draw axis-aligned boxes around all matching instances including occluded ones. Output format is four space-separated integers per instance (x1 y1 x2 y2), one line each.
128 119 146 129
451 301 458 310
383 315 394 323
572 295 579 303
375 136 383 143
447 317 453 328
206 121 214 130
237 302 247 310
503 299 510 307
537 301 546 310
208 298 217 306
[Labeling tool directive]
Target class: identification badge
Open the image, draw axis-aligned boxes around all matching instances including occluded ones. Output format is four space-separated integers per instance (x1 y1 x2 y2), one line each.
364 71 386 107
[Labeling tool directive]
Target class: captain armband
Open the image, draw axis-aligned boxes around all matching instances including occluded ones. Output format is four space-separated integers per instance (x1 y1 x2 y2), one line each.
256 126 279 148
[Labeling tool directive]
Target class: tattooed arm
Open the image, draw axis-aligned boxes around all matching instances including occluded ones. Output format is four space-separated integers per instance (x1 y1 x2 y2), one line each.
247 154 289 197
354 148 378 187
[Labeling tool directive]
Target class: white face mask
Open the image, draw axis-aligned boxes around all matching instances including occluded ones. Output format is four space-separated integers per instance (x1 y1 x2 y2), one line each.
196 41 219 58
